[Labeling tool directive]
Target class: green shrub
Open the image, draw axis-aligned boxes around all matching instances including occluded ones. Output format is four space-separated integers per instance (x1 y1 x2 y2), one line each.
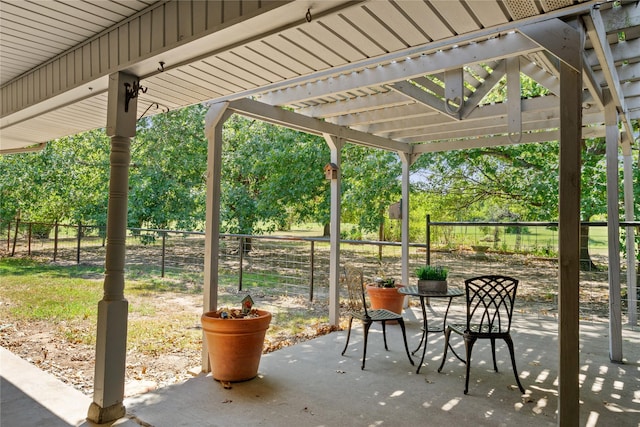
415 265 448 280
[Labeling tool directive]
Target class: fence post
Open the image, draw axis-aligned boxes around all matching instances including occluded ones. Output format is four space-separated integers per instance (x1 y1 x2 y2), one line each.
53 221 59 262
238 236 244 291
6 222 10 252
77 221 82 264
161 232 166 278
309 240 315 301
11 217 20 256
426 214 431 265
28 222 32 256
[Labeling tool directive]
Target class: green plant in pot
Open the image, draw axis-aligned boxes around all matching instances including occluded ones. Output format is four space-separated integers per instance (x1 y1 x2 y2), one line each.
416 265 449 293
367 276 404 315
373 277 397 288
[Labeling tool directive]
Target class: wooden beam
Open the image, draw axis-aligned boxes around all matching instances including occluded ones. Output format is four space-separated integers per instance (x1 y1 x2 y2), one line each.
259 32 541 105
331 103 435 127
507 57 522 143
389 81 453 118
324 134 343 327
398 152 413 289
411 130 560 153
227 98 410 153
211 0 597 108
294 91 410 119
519 19 582 72
201 103 232 372
604 89 624 362
584 8 637 154
581 52 604 110
520 57 560 96
623 152 638 326
444 68 464 119
557 52 582 427
460 60 506 119
391 96 560 140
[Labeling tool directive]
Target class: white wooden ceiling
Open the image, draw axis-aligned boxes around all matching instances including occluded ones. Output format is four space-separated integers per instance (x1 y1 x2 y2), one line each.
1 0 638 153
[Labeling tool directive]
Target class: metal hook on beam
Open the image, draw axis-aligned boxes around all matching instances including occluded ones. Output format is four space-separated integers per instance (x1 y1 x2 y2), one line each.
508 131 523 144
124 81 147 112
444 97 462 114
138 102 170 120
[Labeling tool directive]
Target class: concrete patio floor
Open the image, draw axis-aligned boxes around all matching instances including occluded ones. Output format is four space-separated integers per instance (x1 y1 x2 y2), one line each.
2 307 639 427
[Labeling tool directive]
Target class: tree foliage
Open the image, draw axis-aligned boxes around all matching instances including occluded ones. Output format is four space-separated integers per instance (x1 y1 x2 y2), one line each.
129 105 209 230
220 114 329 234
0 130 110 226
2 97 636 253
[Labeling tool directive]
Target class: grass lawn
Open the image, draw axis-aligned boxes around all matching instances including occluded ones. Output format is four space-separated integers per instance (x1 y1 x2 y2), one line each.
0 255 333 394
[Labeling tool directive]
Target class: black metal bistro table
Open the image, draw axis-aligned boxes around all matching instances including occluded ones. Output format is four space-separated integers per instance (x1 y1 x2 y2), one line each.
398 286 464 374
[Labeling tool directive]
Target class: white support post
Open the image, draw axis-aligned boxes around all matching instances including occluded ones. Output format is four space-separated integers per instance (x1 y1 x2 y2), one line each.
558 56 582 427
201 103 231 372
398 152 415 287
324 134 343 326
604 89 623 361
88 72 138 424
623 153 637 326
507 57 522 144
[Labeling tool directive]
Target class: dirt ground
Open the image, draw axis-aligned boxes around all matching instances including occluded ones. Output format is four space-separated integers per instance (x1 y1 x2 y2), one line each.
0 250 621 400
0 287 336 398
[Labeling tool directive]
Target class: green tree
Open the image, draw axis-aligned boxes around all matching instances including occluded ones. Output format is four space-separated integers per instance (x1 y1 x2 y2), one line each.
220 114 329 234
410 136 629 269
128 105 209 231
0 130 110 229
340 145 402 240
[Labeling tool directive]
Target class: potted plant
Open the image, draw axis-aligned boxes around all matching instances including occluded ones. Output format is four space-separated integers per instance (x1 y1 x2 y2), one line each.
200 295 271 382
366 276 405 315
416 265 449 293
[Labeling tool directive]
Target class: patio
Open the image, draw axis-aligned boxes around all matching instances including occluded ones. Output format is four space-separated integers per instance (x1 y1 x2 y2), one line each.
1 1 639 424
3 307 638 426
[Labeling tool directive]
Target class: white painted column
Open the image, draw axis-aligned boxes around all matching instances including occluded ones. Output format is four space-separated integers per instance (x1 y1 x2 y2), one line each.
88 72 138 424
558 58 582 426
201 103 231 372
324 134 343 326
604 89 623 361
398 152 413 287
622 152 637 326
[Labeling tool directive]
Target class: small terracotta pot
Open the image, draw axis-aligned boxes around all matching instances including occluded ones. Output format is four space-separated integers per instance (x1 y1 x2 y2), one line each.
201 309 272 382
366 284 405 315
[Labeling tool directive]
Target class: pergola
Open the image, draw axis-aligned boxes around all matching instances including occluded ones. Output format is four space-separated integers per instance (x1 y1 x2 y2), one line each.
1 1 638 425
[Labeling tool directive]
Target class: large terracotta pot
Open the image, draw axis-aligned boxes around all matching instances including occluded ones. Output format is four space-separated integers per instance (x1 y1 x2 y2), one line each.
201 309 272 382
366 284 404 315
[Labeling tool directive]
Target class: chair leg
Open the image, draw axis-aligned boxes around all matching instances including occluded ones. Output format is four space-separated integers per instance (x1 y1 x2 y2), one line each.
437 326 452 373
341 317 354 356
491 337 498 371
463 334 476 395
504 335 525 393
362 320 372 370
397 318 414 366
381 321 389 350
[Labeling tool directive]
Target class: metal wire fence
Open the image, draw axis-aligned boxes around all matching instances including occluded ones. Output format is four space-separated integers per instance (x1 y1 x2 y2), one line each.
1 219 638 324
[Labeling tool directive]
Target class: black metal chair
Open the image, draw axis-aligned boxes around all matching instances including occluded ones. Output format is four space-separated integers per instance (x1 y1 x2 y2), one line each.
341 266 414 369
438 275 525 394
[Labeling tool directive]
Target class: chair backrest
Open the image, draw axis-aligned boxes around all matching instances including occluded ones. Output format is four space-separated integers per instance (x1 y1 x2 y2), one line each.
344 265 370 318
464 275 518 334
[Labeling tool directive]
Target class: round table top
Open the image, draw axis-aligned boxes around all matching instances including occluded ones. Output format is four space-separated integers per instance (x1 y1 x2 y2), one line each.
398 286 464 298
